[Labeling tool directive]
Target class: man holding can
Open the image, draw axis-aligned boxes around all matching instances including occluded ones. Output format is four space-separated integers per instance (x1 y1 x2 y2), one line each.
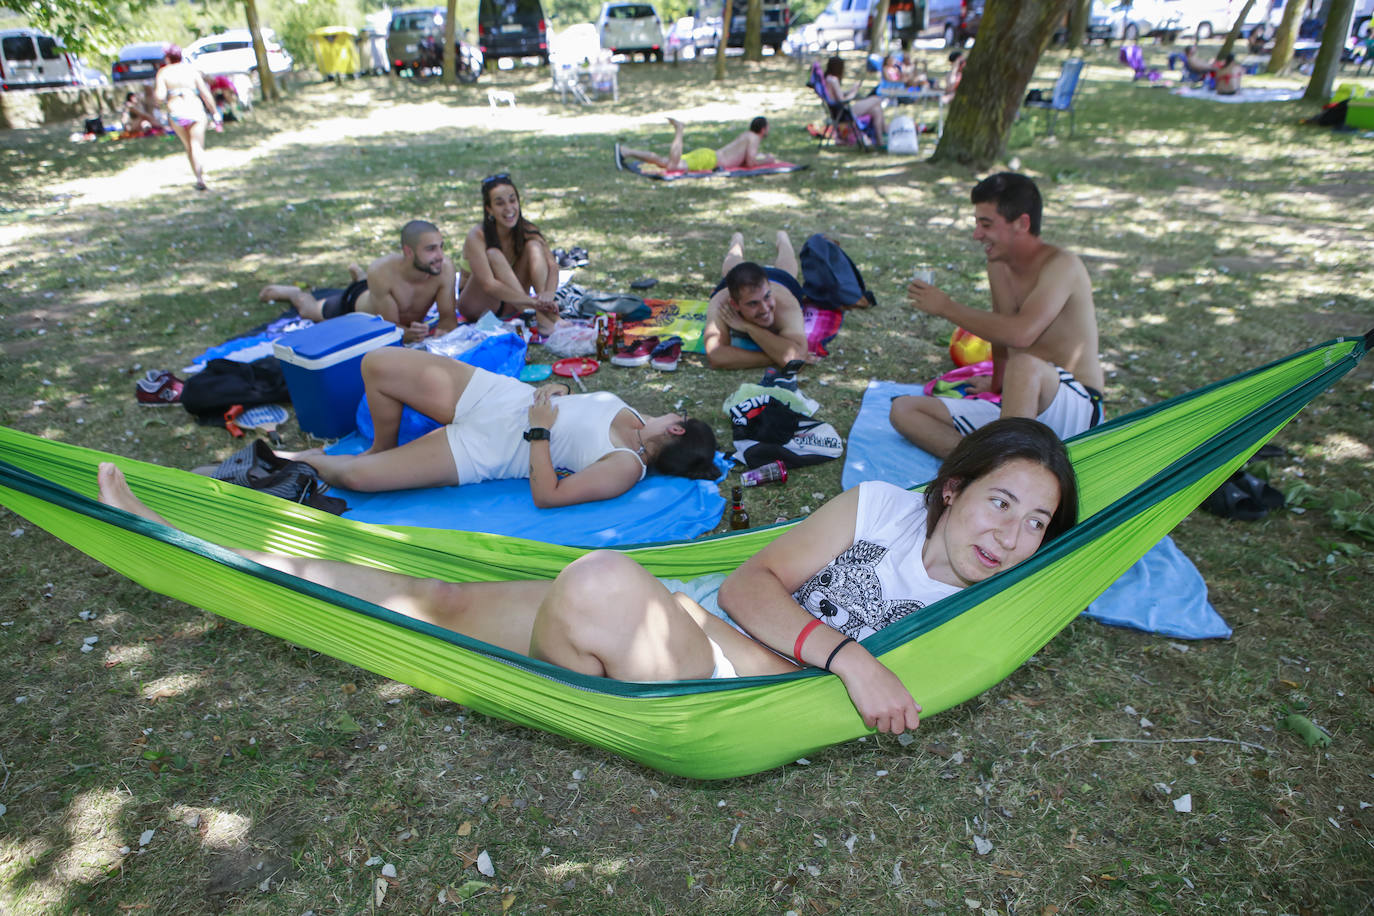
890 172 1104 458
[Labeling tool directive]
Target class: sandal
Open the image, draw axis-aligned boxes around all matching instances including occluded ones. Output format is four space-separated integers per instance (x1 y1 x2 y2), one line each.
211 440 287 487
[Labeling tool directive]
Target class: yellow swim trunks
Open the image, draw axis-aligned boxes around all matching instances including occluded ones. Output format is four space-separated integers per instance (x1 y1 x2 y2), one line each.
681 147 717 172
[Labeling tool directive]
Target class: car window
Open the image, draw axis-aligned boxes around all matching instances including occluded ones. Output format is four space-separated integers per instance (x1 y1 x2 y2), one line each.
37 36 64 59
610 4 655 17
392 11 442 30
3 36 37 62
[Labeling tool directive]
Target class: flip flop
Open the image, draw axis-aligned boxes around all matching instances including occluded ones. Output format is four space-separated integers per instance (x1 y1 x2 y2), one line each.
630 277 658 290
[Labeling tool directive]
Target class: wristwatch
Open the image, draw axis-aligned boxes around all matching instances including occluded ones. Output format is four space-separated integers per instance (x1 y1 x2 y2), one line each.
523 427 550 442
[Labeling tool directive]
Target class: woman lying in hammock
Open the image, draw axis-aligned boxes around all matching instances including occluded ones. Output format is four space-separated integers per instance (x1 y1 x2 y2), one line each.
289 347 719 506
98 418 1076 734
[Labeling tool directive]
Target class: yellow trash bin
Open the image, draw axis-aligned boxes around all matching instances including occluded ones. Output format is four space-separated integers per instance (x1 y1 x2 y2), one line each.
310 26 361 79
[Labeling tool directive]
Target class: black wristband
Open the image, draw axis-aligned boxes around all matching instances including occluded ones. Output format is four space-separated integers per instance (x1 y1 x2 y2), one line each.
523 427 550 442
823 637 855 672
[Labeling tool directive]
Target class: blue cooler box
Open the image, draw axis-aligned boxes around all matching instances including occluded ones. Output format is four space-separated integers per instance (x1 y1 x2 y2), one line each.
273 313 403 439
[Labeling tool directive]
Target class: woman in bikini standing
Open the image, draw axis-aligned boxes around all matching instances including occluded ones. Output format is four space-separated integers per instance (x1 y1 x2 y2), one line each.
456 174 561 333
153 44 220 191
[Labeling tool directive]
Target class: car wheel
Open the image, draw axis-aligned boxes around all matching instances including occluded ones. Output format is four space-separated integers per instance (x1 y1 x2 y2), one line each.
1124 23 1138 41
943 23 955 47
1196 22 1212 40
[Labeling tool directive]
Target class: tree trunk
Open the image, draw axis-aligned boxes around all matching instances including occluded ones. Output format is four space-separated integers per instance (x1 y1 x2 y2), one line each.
744 0 763 60
871 0 893 54
1266 0 1306 72
1218 0 1258 58
442 0 458 86
714 0 735 80
1303 0 1357 101
931 0 1073 169
242 0 278 102
1066 0 1089 49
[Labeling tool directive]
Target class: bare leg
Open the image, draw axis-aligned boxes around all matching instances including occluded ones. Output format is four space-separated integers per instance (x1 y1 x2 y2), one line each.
529 551 797 680
772 230 799 277
97 462 545 653
259 284 327 321
889 395 963 459
178 119 209 188
514 239 561 334
720 231 746 277
665 116 686 170
998 352 1060 418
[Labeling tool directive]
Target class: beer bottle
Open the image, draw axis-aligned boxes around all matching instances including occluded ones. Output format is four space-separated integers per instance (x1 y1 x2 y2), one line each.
729 486 749 531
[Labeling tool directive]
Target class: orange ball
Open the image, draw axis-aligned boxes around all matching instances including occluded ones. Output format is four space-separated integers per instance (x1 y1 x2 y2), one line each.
949 327 991 367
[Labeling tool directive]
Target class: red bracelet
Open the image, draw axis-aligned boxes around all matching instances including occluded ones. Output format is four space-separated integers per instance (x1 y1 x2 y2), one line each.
793 619 825 665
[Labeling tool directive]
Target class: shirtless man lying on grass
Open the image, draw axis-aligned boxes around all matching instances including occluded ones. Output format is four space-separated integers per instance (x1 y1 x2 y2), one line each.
259 219 459 345
704 230 818 371
615 116 775 173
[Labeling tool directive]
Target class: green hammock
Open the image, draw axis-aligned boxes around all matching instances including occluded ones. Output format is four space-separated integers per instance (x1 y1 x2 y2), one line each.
0 333 1367 779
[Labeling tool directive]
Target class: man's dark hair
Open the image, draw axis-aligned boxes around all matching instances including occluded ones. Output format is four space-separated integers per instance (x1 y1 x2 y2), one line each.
650 419 720 480
948 50 963 63
723 262 768 301
971 172 1043 236
749 116 768 134
401 219 440 252
924 418 1078 542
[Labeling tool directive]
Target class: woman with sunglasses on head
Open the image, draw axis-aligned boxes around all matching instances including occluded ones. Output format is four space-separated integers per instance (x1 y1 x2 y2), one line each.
287 345 720 506
457 173 561 333
98 418 1075 734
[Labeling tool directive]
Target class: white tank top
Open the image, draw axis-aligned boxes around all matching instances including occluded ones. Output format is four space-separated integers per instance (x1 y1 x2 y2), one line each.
548 391 646 479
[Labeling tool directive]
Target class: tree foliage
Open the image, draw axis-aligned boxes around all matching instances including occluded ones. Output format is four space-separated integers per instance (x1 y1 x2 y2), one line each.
931 0 1071 169
5 0 156 56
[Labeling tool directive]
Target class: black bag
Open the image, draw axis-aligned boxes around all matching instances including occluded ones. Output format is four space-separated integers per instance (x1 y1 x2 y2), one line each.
728 395 845 469
181 357 290 423
84 116 104 135
800 233 876 310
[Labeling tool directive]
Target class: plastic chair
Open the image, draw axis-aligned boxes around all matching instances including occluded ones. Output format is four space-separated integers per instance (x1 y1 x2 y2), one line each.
1024 57 1084 138
806 61 876 151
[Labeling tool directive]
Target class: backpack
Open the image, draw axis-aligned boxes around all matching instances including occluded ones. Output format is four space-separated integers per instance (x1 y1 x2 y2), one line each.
181 357 290 423
799 233 876 310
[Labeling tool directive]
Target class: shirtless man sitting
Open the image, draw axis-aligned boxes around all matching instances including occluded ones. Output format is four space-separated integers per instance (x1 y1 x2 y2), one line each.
259 219 459 345
703 230 816 370
890 172 1104 458
615 116 775 173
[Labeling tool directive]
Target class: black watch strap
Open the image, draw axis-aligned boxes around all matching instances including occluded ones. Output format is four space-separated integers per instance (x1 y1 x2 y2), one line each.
523 427 551 442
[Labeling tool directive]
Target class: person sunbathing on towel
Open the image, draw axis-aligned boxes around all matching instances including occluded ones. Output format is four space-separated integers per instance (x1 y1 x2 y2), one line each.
704 230 817 370
259 219 460 345
455 173 561 333
287 346 719 506
615 116 775 173
891 172 1104 459
98 417 1076 734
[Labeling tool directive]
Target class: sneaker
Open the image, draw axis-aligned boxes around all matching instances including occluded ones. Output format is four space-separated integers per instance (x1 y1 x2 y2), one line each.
611 335 659 367
614 142 624 171
650 336 682 371
136 370 184 406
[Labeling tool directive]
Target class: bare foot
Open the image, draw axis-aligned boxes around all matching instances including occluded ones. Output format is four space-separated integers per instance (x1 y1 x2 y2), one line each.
260 283 303 303
97 463 169 526
347 263 365 283
667 116 684 131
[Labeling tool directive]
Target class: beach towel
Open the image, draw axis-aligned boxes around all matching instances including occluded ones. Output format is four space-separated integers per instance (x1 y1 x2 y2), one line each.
841 380 1230 640
620 157 808 181
1172 86 1304 103
619 300 842 358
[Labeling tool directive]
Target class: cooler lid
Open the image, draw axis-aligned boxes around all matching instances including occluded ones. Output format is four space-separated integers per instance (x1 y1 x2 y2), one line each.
274 313 401 361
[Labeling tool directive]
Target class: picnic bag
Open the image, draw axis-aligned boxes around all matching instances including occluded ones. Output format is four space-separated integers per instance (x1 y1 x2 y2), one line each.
728 394 844 469
887 115 920 154
800 233 876 310
181 357 290 423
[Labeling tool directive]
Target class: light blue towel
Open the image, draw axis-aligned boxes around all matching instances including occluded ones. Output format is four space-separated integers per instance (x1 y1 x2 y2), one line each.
843 381 1230 639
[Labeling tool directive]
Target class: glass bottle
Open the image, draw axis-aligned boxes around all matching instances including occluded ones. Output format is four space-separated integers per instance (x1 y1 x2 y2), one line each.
729 485 749 531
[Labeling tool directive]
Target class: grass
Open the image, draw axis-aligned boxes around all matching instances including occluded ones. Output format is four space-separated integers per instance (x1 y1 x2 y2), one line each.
1 46 1373 914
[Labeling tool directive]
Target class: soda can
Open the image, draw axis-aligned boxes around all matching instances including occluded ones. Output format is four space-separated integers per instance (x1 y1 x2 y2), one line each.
604 313 618 350
741 459 788 487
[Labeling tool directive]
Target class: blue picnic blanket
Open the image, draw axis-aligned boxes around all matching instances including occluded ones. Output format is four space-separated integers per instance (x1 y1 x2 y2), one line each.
841 381 1230 639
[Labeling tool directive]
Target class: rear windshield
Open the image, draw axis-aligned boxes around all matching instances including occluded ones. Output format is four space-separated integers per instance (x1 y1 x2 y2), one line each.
607 5 657 18
37 36 64 60
2 36 36 62
391 11 443 31
483 0 545 23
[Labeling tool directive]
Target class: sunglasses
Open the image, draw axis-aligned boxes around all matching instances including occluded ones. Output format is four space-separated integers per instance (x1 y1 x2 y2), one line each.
481 172 511 189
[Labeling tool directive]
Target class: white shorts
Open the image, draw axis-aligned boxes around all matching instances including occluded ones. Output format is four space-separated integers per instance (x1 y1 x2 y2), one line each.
443 370 536 484
660 573 741 679
940 367 1103 440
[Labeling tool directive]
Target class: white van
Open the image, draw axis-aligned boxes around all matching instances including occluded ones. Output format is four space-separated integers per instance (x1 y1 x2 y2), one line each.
812 0 875 48
0 28 76 91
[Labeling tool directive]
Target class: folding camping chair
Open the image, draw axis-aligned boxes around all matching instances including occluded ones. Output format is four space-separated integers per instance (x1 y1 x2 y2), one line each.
1024 57 1085 138
807 61 877 151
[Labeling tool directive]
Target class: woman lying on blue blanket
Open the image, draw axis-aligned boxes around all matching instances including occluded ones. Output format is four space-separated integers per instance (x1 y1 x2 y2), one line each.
99 418 1076 734
290 347 718 507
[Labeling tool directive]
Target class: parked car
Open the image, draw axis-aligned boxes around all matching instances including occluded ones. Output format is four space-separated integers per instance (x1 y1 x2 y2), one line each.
111 41 170 84
1101 0 1187 42
726 0 790 52
387 7 446 71
664 16 700 57
551 22 602 64
812 0 874 48
914 0 984 46
1052 1 1115 45
1 28 78 90
478 0 550 67
186 29 294 80
598 2 665 61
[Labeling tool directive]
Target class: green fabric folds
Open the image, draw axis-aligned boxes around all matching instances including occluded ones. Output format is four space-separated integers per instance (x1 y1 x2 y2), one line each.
0 334 1367 778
